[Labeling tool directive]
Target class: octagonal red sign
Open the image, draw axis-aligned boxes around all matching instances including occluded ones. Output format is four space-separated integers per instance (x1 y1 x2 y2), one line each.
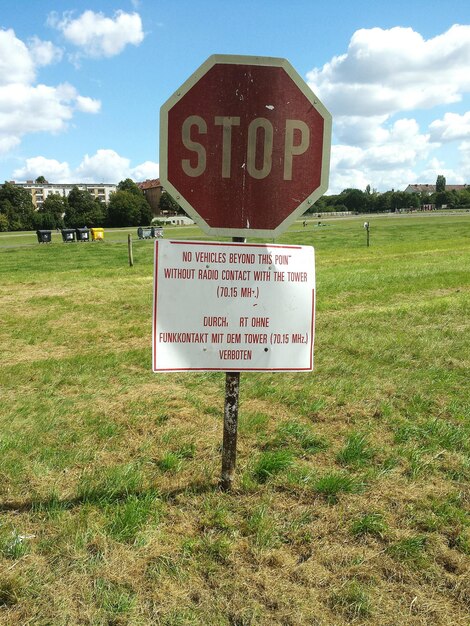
160 55 332 238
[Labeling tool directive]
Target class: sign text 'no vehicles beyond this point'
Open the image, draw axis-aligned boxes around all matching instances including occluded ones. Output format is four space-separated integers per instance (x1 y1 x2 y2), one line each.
160 54 332 238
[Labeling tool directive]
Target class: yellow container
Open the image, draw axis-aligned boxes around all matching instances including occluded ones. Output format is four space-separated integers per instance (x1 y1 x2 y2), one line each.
91 228 104 241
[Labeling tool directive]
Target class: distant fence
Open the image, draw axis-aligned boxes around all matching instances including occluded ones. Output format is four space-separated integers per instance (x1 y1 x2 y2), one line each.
304 211 353 218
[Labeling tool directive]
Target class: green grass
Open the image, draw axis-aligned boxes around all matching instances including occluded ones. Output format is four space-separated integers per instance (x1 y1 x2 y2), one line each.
267 419 329 455
243 504 281 549
312 470 362 502
77 464 145 504
329 580 372 619
251 449 294 483
351 512 389 539
0 577 22 608
0 527 30 560
92 577 136 619
386 535 429 568
336 432 376 467
105 492 161 544
0 215 469 625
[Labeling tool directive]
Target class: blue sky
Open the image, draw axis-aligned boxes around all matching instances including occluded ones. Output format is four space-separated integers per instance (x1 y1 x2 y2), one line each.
1 0 470 193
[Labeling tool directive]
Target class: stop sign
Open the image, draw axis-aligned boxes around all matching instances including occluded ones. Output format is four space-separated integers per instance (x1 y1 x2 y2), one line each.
160 55 332 238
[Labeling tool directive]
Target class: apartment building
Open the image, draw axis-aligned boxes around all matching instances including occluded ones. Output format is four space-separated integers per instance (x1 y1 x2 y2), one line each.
13 181 117 209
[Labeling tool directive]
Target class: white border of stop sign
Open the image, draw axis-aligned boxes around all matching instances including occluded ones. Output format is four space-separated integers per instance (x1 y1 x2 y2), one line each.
160 54 332 239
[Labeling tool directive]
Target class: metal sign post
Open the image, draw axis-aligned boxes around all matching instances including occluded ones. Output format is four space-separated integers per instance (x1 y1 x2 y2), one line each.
221 235 244 491
221 370 240 491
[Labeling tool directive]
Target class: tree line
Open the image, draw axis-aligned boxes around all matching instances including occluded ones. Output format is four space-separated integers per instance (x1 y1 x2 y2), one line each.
309 178 470 215
0 178 158 232
1 175 469 232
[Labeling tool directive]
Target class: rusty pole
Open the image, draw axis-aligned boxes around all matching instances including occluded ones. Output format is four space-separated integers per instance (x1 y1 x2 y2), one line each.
220 371 240 491
220 236 245 491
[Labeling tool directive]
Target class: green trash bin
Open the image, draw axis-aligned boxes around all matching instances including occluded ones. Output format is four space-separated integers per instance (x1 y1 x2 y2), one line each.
76 227 90 242
37 230 52 243
61 229 76 242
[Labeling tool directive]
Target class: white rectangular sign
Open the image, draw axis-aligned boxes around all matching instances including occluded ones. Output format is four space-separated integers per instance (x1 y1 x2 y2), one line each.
152 240 315 372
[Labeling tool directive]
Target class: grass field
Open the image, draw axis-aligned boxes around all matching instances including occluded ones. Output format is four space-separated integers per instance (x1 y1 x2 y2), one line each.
0 214 469 625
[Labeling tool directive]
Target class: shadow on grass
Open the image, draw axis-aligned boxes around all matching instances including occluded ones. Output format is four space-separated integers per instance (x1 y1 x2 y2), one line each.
0 481 218 514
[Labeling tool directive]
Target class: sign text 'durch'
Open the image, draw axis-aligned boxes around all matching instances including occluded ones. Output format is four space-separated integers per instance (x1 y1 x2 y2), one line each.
153 240 316 372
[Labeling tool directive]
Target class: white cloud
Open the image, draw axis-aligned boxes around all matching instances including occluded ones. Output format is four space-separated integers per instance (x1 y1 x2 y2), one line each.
0 27 100 156
50 10 144 58
307 24 470 118
13 156 72 182
0 83 72 136
75 95 101 114
333 115 389 147
131 160 159 181
457 141 470 178
28 36 62 67
328 117 433 193
0 136 20 155
12 150 159 184
75 150 159 183
0 82 100 136
417 158 464 185
306 24 470 191
429 111 470 142
75 149 131 182
0 28 36 85
328 153 418 194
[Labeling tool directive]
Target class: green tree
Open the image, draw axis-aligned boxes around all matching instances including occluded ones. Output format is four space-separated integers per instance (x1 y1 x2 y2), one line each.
457 188 470 207
107 190 152 227
158 191 184 214
433 190 455 209
64 186 106 228
117 178 142 195
374 191 392 212
408 193 420 210
388 191 417 212
35 176 48 184
0 182 36 231
42 193 68 219
33 211 58 231
38 193 68 229
0 213 8 231
340 188 367 213
436 175 446 193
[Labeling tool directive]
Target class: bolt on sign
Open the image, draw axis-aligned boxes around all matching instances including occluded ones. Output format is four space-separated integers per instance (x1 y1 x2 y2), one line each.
153 240 315 372
160 54 332 239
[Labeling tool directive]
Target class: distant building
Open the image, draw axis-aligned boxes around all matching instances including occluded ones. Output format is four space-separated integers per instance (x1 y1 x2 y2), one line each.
137 179 163 216
153 215 194 226
404 183 469 194
13 181 117 209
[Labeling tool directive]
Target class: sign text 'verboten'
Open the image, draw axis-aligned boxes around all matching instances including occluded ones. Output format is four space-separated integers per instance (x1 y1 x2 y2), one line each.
153 240 315 372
